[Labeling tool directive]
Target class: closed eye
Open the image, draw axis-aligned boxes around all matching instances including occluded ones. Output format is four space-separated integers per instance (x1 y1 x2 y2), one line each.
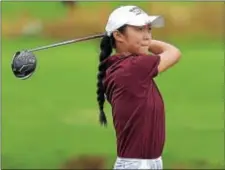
135 26 152 32
136 27 144 31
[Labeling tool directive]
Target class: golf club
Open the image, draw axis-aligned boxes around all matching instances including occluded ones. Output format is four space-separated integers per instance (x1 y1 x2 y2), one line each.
11 33 104 80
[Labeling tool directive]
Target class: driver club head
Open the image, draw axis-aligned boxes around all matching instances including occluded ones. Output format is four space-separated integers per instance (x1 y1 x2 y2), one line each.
11 50 37 80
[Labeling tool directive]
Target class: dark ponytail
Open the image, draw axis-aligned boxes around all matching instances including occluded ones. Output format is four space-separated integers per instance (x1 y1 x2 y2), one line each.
97 35 112 126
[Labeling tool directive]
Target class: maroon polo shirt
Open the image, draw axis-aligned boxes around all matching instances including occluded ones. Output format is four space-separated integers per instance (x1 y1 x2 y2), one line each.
103 54 165 159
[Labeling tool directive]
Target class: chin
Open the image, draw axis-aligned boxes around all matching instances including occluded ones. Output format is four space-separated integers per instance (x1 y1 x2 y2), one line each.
138 48 149 55
138 50 149 55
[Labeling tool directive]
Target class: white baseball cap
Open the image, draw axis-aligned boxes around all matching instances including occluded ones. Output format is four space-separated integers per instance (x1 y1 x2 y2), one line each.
105 5 164 36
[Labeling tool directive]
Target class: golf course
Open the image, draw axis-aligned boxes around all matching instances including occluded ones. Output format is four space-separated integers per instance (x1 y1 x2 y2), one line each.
1 1 224 169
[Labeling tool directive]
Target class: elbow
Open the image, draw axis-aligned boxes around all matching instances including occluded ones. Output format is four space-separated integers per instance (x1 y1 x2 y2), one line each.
174 48 182 62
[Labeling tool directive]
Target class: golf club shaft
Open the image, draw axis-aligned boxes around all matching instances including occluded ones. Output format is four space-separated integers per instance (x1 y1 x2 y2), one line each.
27 33 104 53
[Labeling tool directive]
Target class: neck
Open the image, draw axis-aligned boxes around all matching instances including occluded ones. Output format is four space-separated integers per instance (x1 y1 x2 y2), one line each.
115 46 131 57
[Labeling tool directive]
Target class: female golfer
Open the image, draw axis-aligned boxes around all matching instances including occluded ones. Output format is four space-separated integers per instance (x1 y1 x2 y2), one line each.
97 5 181 169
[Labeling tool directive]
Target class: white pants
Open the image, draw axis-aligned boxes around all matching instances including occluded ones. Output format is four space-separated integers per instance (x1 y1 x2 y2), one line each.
114 156 163 169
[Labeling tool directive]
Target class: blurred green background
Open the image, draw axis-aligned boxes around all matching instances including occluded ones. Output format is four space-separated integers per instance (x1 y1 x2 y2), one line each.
1 1 224 169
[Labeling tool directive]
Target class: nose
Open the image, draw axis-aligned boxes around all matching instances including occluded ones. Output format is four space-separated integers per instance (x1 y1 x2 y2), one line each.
142 26 151 40
143 31 151 41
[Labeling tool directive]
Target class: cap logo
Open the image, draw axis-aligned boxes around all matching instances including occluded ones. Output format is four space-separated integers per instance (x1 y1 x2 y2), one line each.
129 7 144 16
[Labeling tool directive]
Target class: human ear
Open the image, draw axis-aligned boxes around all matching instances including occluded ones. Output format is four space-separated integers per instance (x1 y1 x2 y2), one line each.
112 31 125 43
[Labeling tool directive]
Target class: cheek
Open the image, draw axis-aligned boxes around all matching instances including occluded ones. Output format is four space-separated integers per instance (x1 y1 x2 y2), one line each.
127 34 140 44
126 35 146 53
126 38 139 48
130 40 141 51
132 38 143 48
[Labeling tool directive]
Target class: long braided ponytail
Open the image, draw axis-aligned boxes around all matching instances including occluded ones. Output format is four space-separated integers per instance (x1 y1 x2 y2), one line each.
97 25 127 126
97 35 112 126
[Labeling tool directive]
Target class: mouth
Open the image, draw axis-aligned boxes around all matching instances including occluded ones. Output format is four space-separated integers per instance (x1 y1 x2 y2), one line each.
141 45 149 48
140 43 149 47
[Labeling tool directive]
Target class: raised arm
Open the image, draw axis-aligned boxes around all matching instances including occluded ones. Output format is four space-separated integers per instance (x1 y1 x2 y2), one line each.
149 40 181 73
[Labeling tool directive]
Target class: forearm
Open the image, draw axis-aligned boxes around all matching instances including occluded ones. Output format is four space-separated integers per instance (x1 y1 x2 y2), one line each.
149 40 178 55
149 40 181 73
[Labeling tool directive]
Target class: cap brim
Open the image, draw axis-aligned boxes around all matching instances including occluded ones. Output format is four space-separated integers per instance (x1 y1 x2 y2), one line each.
127 15 164 28
148 15 164 28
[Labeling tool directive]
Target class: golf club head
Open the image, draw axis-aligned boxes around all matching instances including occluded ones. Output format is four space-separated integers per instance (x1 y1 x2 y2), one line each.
11 50 37 80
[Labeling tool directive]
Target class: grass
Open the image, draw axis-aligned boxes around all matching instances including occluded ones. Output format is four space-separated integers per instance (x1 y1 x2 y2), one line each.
1 1 224 169
1 36 224 169
2 1 221 20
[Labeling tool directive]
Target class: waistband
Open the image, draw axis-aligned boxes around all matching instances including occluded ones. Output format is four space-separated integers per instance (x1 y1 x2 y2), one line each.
116 156 162 162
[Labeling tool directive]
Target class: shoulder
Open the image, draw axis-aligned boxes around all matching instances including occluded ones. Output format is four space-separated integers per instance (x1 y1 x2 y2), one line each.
121 54 160 69
125 54 161 78
131 54 160 62
105 53 160 72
